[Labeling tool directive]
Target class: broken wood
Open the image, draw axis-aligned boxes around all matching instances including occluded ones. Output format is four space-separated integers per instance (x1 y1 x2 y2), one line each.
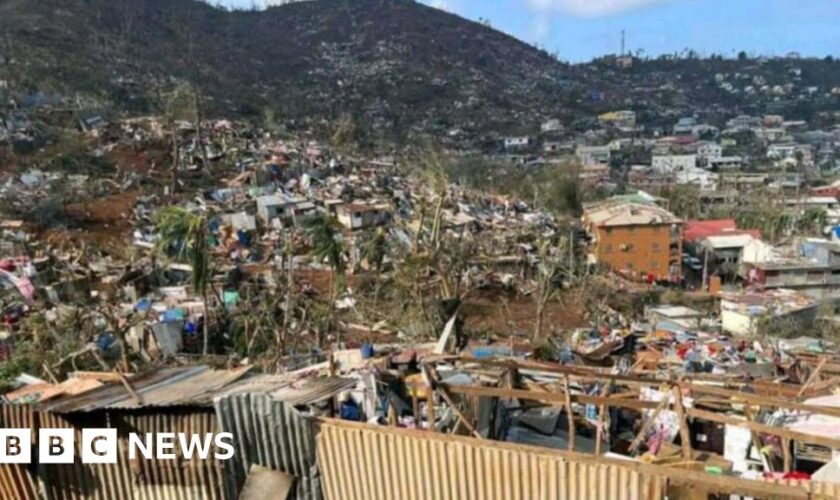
686 407 840 449
595 382 611 455
798 357 828 397
629 386 672 453
564 375 576 452
118 372 143 406
672 385 692 461
437 386 483 439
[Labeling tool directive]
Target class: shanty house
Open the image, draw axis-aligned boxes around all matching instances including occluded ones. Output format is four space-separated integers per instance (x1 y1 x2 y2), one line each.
336 203 391 230
256 195 316 224
0 365 359 500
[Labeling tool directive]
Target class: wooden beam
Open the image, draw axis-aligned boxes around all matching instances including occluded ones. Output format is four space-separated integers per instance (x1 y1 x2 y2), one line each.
595 382 611 455
782 437 792 473
118 373 143 406
441 383 661 411
681 382 840 418
672 386 692 461
427 393 437 432
564 375 576 452
797 357 828 397
686 407 840 449
437 386 483 439
628 388 671 453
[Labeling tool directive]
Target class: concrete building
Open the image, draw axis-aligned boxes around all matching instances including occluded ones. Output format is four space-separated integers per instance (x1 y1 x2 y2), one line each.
576 145 611 165
583 202 684 281
720 289 819 336
336 203 391 230
651 155 696 174
256 195 316 224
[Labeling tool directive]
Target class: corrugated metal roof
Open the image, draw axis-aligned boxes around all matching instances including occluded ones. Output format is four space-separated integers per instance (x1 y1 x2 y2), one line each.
269 377 357 406
40 365 251 413
221 375 357 407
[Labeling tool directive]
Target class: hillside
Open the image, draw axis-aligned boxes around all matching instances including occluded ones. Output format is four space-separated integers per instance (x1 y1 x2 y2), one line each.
0 0 576 139
2 0 840 143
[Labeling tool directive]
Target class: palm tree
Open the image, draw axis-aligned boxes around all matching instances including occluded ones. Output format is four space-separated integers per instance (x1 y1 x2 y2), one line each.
305 213 345 285
362 227 389 307
154 206 212 355
303 213 345 346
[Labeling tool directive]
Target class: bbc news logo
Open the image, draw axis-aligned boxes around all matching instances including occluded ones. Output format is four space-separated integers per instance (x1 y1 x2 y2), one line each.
0 429 235 464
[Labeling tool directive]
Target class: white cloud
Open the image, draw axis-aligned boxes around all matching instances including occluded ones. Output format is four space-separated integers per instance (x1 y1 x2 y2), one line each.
526 0 670 17
529 16 553 44
422 0 458 13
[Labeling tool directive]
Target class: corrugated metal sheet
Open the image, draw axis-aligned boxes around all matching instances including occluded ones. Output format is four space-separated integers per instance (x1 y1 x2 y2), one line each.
214 393 321 500
40 366 250 413
220 375 356 407
0 405 39 500
316 421 667 500
266 377 357 406
38 410 225 500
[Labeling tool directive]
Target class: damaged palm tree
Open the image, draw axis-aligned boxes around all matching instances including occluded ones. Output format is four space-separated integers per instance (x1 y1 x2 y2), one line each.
362 226 389 308
154 206 212 355
304 212 345 345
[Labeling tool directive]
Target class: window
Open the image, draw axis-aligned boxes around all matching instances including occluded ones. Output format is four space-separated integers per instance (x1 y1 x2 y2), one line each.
604 244 613 253
624 244 635 253
651 261 659 269
626 262 634 270
652 243 661 252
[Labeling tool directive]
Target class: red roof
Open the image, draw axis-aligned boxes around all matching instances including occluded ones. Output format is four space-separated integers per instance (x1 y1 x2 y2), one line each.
684 219 737 243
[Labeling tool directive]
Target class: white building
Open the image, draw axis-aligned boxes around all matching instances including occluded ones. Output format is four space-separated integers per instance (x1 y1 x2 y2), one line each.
651 155 697 174
696 142 723 161
256 195 316 224
503 137 530 149
675 167 719 191
576 145 611 165
541 119 563 133
707 156 744 171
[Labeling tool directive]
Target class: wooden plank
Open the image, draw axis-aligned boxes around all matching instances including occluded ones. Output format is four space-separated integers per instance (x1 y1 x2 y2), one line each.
782 438 792 473
672 386 692 460
686 407 840 449
595 382 611 455
629 388 671 453
437 386 483 439
441 383 661 411
798 357 828 397
564 375 576 452
681 382 840 418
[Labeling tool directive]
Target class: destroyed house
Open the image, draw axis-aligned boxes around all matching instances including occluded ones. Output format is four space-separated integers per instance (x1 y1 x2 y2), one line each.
720 289 819 336
336 203 391 230
743 238 840 300
256 195 316 224
0 365 358 500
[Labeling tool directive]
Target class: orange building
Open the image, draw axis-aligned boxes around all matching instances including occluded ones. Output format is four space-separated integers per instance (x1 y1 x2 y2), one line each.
583 202 684 281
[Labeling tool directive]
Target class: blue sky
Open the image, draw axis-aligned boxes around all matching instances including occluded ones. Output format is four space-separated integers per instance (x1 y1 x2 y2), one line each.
215 0 840 62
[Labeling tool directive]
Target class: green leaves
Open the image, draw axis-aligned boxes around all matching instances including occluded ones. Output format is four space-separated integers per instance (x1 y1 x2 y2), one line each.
154 206 210 295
